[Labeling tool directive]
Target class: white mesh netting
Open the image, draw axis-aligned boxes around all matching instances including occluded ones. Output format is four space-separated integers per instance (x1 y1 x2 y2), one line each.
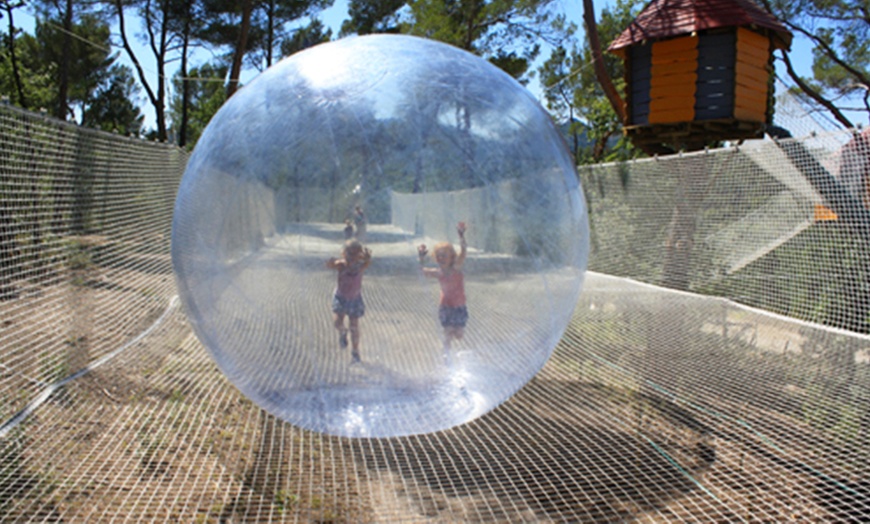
1 100 869 522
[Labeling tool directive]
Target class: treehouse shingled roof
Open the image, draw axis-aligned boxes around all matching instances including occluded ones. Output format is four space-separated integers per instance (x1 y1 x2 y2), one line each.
608 0 792 55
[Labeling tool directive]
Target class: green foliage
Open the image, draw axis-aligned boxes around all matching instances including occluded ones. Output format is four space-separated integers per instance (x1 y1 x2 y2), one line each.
196 0 334 70
489 49 534 82
170 63 229 149
4 0 864 139
36 14 113 108
0 7 139 133
341 0 567 83
274 490 300 511
340 0 407 35
538 0 644 164
701 221 870 334
766 0 870 124
253 0 334 67
579 159 676 280
0 31 54 111
280 18 332 56
81 64 144 135
404 0 565 83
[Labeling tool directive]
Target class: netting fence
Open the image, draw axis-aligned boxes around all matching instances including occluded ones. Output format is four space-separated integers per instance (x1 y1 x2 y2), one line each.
1 98 869 522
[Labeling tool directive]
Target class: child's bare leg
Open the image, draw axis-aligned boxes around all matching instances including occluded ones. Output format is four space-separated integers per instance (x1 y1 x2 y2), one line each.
439 329 452 366
334 313 348 348
349 316 361 361
441 328 463 365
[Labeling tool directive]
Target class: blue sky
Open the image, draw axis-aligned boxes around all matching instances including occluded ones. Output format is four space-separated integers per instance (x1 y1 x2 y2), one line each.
15 0 836 132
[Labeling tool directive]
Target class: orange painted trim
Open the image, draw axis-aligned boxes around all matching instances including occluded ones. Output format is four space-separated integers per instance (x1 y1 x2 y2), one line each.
651 50 698 65
652 35 699 55
649 109 695 124
735 58 769 73
735 61 771 84
735 75 769 94
651 74 699 91
650 96 696 111
736 51 769 70
651 35 698 66
733 105 765 122
737 46 768 65
735 84 768 105
648 108 695 124
651 60 698 75
736 39 769 63
735 97 767 114
814 204 839 221
737 27 769 50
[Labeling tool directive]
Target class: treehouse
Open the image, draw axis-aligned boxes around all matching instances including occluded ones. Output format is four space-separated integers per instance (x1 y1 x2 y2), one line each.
608 0 793 151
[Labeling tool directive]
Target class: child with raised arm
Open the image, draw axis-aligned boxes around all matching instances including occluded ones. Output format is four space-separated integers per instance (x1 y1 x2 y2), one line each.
418 222 468 351
327 239 372 363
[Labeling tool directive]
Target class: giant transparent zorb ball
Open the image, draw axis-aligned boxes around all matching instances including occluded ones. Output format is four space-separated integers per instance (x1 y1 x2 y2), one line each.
172 34 589 438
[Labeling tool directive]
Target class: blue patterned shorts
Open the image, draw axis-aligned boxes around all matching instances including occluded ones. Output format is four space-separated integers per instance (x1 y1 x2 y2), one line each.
332 294 365 318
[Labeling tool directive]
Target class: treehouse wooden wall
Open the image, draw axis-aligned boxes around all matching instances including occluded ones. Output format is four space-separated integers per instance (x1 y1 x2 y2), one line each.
625 28 774 128
734 27 772 123
649 35 698 124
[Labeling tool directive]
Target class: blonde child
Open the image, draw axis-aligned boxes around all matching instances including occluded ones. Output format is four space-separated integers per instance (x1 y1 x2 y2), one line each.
418 222 468 350
327 239 372 362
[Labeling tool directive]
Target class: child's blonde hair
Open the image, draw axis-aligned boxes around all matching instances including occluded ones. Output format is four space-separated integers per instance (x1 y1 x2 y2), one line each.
343 239 363 258
433 242 457 265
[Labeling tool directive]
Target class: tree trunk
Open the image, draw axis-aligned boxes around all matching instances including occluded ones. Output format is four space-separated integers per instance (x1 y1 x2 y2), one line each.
582 0 625 123
179 17 190 148
227 0 254 98
266 0 275 67
114 0 165 140
56 0 73 120
4 4 27 108
153 0 169 141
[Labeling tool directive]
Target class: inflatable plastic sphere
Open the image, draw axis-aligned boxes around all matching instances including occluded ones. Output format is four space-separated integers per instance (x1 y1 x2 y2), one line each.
171 34 589 438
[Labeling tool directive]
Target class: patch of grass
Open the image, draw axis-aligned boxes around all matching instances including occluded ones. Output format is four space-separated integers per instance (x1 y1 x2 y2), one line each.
41 348 69 381
275 490 299 512
168 389 185 403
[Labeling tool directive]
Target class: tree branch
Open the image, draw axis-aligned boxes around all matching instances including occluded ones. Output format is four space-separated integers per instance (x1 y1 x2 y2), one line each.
113 0 160 121
582 0 625 123
780 18 870 90
227 0 253 98
778 50 854 129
